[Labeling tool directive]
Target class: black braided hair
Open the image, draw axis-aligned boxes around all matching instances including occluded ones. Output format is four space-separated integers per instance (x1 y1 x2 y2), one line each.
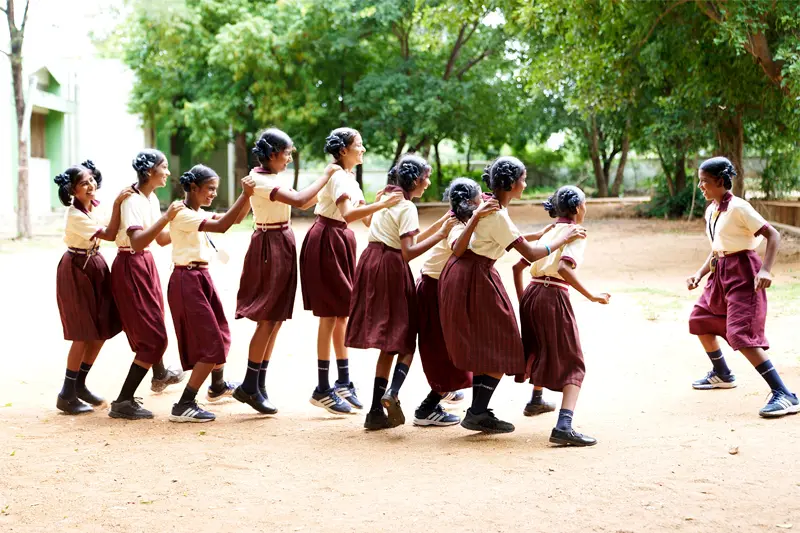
443 177 482 223
179 164 218 192
252 128 293 168
542 185 586 219
482 156 526 193
132 149 166 183
53 161 102 207
324 127 359 162
699 156 736 190
387 154 431 193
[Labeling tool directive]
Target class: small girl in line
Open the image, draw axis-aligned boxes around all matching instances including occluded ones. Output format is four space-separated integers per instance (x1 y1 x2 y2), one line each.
345 154 458 430
515 186 609 447
167 165 255 422
687 156 797 418
54 160 131 414
233 128 338 414
299 128 402 415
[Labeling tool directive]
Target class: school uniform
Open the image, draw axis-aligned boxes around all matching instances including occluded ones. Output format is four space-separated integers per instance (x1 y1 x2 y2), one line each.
167 208 231 370
111 185 168 364
235 168 297 322
299 169 364 317
689 192 771 351
438 206 526 375
345 185 418 355
417 222 473 392
518 218 587 391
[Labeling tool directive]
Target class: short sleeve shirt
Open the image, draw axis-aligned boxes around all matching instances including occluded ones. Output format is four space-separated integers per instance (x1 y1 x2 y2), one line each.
367 187 420 249
169 208 215 265
469 208 523 260
314 170 365 222
706 193 769 253
250 168 293 224
420 223 465 279
115 186 162 248
64 200 104 249
529 220 587 280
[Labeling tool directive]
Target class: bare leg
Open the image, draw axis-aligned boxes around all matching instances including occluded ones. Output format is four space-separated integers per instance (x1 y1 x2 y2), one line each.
317 317 336 361
560 384 580 412
82 340 104 365
250 321 279 364
66 341 87 372
375 351 394 380
332 317 348 361
739 347 769 368
263 321 282 362
698 334 721 353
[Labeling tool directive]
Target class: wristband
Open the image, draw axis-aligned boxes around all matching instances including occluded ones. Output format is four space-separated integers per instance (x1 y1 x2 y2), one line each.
544 244 551 255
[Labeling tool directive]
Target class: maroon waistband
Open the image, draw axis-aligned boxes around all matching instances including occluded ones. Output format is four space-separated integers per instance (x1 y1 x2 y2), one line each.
714 249 754 259
530 276 570 292
367 241 401 253
315 215 348 229
255 222 290 232
458 249 496 266
117 247 150 255
174 262 209 270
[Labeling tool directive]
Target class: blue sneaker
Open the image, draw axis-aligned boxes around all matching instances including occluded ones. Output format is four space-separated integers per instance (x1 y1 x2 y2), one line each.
413 404 460 427
692 371 736 390
759 390 800 418
206 381 239 403
441 391 465 404
334 381 363 410
310 387 352 414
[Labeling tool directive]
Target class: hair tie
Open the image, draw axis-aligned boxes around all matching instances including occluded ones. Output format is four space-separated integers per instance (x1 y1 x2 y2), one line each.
54 173 70 187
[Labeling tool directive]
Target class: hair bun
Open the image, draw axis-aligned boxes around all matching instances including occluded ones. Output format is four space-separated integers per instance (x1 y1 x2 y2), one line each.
324 135 346 156
54 173 70 187
179 171 196 186
252 138 274 158
132 154 153 173
398 161 418 182
481 163 492 188
82 160 96 172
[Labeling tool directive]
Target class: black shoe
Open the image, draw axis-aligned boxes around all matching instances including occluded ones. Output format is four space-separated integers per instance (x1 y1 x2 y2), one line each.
169 400 215 423
76 387 107 408
523 399 556 417
56 395 92 415
364 408 391 431
549 427 597 447
108 397 154 420
233 386 278 415
151 366 186 393
380 389 405 427
460 408 515 434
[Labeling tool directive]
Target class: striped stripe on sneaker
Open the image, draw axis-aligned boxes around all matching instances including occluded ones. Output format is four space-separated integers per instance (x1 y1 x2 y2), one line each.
310 387 352 414
413 404 460 427
759 390 800 418
692 370 736 390
169 401 216 423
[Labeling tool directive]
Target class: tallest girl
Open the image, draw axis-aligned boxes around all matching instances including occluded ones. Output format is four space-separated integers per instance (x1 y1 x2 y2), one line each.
300 128 402 414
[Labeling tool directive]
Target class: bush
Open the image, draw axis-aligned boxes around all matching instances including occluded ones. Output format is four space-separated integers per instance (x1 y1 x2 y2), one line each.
638 176 705 219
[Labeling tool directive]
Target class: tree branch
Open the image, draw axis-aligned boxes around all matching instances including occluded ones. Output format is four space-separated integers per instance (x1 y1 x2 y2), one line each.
455 48 493 80
636 0 694 49
20 0 29 35
696 0 723 23
443 23 468 80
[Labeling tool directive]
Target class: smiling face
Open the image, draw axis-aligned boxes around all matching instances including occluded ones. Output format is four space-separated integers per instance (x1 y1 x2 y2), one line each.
697 169 726 202
269 144 294 174
340 133 366 169
72 170 97 206
192 177 219 207
510 169 527 199
409 168 432 199
148 158 170 188
575 201 587 224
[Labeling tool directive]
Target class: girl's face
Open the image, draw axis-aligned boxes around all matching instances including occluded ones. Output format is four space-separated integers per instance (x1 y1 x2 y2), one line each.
149 159 170 188
191 177 219 207
341 133 366 169
409 169 432 199
575 201 587 224
698 169 726 202
269 144 294 174
510 170 527 199
72 171 97 206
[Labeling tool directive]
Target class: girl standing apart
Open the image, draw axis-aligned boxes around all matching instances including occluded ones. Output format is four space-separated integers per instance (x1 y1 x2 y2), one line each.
299 128 402 414
516 186 609 446
233 128 337 414
109 150 187 420
167 165 255 422
54 161 131 414
687 157 797 418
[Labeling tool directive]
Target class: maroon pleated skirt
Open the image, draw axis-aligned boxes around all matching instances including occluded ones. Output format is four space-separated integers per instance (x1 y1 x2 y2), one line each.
416 274 472 392
111 250 168 364
300 216 357 318
167 267 231 370
519 281 585 391
236 226 297 322
56 250 121 341
438 251 525 375
345 242 417 355
689 250 769 351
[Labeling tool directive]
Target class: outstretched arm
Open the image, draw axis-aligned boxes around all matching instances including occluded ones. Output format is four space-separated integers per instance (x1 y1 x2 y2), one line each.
130 201 184 251
95 189 134 241
400 216 458 263
201 177 255 234
558 259 610 304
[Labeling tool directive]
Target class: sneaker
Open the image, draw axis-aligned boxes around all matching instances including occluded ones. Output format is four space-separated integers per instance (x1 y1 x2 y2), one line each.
151 366 186 393
549 427 597 447
380 390 405 427
364 408 391 431
524 399 556 417
232 386 278 415
169 401 216 423
76 387 107 408
334 381 364 410
413 404 461 427
692 370 736 390
759 390 800 418
441 391 465 404
108 397 154 420
460 408 514 434
56 395 92 415
206 381 239 403
310 387 352 414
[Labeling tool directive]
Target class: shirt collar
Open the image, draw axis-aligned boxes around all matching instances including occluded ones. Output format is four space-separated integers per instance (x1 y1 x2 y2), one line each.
252 167 272 175
384 184 411 201
556 217 575 224
131 182 143 195
72 197 99 214
716 191 733 212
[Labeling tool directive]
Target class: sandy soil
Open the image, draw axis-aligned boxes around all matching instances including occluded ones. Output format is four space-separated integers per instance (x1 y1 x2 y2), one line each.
1 205 799 532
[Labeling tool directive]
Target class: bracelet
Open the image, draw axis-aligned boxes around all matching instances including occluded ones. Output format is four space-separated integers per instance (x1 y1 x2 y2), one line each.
544 244 551 255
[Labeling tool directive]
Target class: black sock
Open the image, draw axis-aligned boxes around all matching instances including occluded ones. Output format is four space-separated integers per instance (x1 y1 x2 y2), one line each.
241 360 260 395
76 362 92 391
389 362 409 393
755 360 792 395
179 386 199 405
60 369 79 399
116 363 149 403
317 360 330 391
258 360 269 394
420 390 443 411
209 368 225 392
336 358 350 385
556 408 574 431
151 358 167 380
531 388 543 404
371 377 388 411
707 349 731 376
471 375 500 415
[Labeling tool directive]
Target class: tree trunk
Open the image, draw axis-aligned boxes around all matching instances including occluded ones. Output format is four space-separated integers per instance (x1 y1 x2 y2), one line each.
356 165 363 191
674 151 687 192
610 127 630 197
716 110 745 197
465 141 472 172
292 149 300 191
433 140 442 193
234 131 249 205
392 131 407 167
656 148 676 197
8 0 32 238
585 116 608 197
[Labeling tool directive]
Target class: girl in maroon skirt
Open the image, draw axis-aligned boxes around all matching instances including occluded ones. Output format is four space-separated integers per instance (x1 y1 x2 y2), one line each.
300 128 403 415
412 178 499 427
233 128 338 415
345 154 458 430
687 157 797 418
439 157 585 434
53 161 131 415
515 186 609 447
167 165 256 423
109 150 187 421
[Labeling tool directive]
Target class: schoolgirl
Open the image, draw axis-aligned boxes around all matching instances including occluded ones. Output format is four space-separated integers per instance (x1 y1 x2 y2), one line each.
109 150 187 420
299 128 402 414
687 156 797 417
54 160 131 414
167 165 255 422
515 186 609 446
439 157 585 433
233 128 338 414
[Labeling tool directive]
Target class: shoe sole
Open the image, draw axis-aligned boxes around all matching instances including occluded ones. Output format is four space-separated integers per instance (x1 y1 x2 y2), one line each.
151 375 187 394
524 405 556 417
206 393 234 404
233 389 278 415
441 397 464 405
759 405 800 418
309 397 352 415
413 417 460 427
108 410 154 420
549 436 598 447
381 396 405 427
692 382 736 390
57 407 93 415
168 414 215 423
460 420 515 434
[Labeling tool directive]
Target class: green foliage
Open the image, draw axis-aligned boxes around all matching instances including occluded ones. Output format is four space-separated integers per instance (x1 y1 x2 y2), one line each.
639 178 705 220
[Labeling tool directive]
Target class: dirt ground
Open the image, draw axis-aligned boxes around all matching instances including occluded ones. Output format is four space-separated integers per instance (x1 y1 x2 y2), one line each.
1 204 799 533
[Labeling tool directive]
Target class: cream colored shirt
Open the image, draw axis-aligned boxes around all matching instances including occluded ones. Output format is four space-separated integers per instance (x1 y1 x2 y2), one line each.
529 221 587 280
169 208 215 265
468 208 523 260
115 186 162 249
420 224 465 279
63 201 104 249
250 169 292 224
367 198 419 250
705 193 768 253
314 169 365 222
